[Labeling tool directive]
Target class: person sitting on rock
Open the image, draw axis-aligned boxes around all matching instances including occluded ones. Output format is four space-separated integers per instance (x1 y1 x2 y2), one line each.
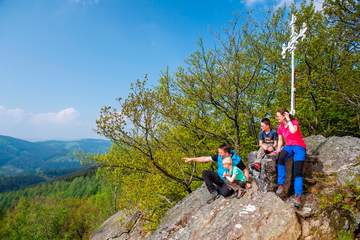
275 108 307 208
183 144 251 204
251 117 278 172
222 157 247 199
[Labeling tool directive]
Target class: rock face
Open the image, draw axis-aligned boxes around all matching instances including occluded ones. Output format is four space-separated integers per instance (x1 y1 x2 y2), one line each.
301 135 360 239
303 135 327 156
149 186 301 240
314 136 360 187
316 136 360 173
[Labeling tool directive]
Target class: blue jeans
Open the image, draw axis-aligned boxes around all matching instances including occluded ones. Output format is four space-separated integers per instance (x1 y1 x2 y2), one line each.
277 145 306 197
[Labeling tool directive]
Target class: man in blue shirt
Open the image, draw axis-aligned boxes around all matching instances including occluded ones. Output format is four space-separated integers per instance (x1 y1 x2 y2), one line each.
184 144 251 203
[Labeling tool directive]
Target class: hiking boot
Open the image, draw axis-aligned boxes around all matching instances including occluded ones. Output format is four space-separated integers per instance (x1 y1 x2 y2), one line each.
236 189 246 199
294 196 302 209
251 162 261 172
206 191 220 204
276 185 284 196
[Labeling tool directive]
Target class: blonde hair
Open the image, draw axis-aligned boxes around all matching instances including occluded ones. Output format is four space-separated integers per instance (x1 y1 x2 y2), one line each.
222 156 232 165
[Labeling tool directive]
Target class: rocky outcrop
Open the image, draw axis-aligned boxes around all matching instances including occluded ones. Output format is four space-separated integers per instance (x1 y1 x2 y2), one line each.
303 135 327 156
149 186 301 240
314 136 360 188
92 135 360 240
301 135 360 239
315 136 360 173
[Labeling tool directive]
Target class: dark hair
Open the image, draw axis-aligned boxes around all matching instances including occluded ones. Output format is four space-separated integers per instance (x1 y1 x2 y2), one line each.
261 118 271 127
218 144 233 154
276 108 294 120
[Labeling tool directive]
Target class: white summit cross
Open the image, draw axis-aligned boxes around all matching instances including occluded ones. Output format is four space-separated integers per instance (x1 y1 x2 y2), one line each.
281 14 307 115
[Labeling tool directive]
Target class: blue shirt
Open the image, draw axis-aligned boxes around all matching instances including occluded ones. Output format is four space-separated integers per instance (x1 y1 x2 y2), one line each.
259 129 278 145
211 150 245 179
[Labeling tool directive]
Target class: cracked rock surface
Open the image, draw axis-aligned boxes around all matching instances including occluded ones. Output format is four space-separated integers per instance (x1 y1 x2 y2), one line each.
148 186 301 240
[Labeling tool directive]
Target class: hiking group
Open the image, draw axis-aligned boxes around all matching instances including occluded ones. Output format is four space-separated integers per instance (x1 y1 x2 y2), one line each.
184 108 307 208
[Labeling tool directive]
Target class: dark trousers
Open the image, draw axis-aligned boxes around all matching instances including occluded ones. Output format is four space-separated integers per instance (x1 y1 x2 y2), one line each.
202 170 234 197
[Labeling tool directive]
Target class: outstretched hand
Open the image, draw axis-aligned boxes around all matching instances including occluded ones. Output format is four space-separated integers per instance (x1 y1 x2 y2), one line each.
183 157 193 163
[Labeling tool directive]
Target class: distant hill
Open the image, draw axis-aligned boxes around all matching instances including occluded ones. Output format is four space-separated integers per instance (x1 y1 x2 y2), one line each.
0 135 111 177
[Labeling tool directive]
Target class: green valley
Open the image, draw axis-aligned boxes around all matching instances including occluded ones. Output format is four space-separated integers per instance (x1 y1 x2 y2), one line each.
0 135 111 192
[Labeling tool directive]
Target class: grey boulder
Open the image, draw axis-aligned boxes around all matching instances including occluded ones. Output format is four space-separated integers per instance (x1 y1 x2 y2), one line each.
148 186 301 240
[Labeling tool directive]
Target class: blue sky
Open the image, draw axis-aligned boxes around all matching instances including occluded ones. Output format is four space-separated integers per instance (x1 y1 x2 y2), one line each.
0 0 319 140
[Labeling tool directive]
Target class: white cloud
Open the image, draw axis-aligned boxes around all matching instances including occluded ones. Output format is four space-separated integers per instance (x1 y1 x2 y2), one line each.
0 106 97 140
0 106 79 125
0 106 26 122
31 108 79 124
244 0 264 5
